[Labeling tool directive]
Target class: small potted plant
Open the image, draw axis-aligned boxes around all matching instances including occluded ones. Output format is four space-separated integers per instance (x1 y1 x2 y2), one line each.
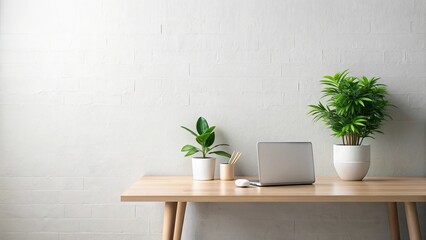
181 117 231 181
309 70 393 180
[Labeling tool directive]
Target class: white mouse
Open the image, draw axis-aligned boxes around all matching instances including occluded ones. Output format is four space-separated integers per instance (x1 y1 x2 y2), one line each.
235 179 250 188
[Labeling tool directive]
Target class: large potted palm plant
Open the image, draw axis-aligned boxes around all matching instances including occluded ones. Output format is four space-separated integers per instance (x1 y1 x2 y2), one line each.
309 70 393 180
181 117 231 181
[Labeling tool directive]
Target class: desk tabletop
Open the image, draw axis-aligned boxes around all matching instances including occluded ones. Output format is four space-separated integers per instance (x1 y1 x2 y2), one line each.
121 176 426 202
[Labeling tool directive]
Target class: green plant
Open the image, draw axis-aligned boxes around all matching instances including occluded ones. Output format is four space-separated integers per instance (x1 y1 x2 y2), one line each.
308 70 393 145
181 117 231 158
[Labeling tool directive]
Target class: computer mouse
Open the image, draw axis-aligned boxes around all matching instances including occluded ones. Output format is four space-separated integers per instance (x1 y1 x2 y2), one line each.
235 179 250 188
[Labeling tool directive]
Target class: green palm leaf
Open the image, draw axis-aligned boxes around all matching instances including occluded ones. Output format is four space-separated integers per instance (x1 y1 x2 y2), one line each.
308 70 394 145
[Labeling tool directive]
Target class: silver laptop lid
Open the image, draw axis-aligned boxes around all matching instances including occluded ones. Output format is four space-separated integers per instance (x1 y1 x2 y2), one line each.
257 142 315 185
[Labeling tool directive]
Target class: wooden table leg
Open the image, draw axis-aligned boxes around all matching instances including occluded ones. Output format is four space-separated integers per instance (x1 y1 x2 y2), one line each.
163 202 177 240
404 202 421 240
387 202 400 240
173 202 187 240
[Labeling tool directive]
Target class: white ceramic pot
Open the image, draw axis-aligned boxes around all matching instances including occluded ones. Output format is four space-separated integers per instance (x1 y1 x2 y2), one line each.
192 157 216 181
333 144 370 181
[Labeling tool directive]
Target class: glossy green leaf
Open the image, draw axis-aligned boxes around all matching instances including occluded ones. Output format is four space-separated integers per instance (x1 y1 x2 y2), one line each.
208 144 229 151
180 126 198 137
209 151 231 158
196 117 209 135
181 117 230 158
184 150 199 157
205 132 215 147
196 136 204 145
196 132 212 145
181 145 199 152
196 126 216 144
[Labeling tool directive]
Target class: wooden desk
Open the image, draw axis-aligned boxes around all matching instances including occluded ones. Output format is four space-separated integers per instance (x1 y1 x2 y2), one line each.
121 176 426 240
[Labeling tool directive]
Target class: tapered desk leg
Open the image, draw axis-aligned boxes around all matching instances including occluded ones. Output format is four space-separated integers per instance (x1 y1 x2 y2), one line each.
404 202 421 240
173 202 187 240
163 202 177 240
387 202 400 240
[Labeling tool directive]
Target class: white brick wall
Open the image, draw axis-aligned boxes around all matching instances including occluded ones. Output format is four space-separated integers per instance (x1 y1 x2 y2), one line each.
0 0 425 239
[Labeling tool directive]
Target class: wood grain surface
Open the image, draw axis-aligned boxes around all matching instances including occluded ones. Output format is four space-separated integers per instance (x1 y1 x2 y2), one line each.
121 176 426 202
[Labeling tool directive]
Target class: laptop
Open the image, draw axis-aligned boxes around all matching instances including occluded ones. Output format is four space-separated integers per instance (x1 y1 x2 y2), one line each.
250 142 315 187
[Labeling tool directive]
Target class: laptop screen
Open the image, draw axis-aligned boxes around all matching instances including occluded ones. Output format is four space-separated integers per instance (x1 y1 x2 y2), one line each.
257 142 315 185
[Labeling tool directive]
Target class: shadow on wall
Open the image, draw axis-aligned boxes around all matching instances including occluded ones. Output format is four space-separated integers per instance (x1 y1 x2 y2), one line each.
387 93 411 121
365 91 426 176
387 91 426 122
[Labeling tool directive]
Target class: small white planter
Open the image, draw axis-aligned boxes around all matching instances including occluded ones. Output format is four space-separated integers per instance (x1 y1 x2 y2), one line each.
333 144 370 181
192 157 216 181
